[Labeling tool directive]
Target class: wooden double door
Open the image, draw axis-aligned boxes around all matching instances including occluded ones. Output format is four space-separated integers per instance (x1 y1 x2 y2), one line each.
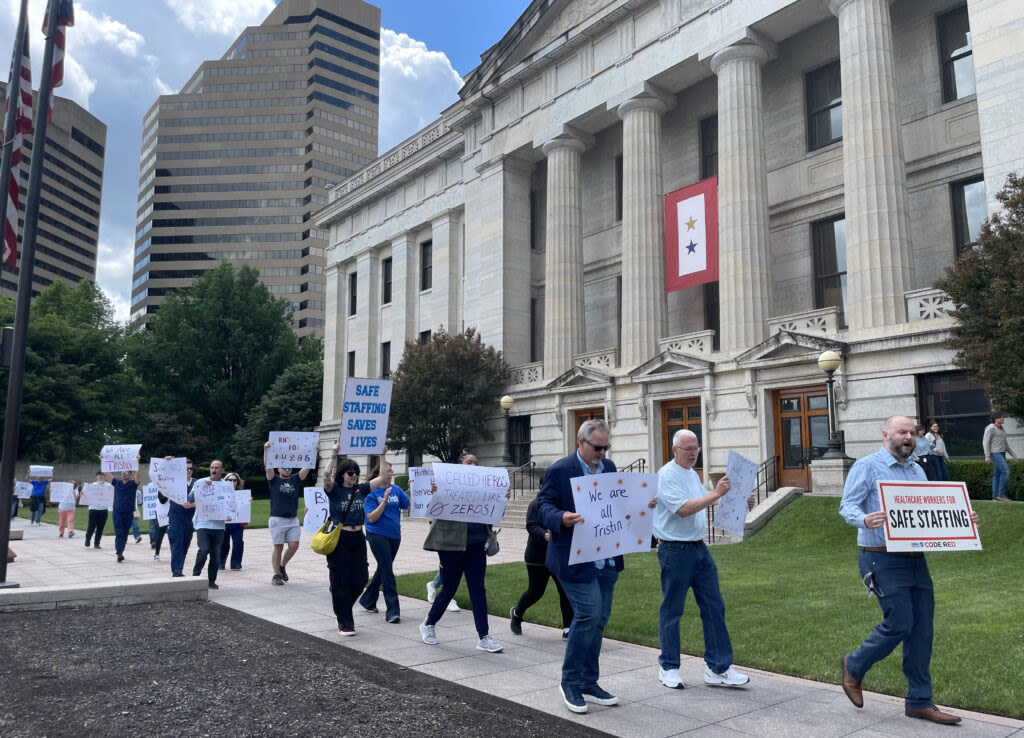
773 385 829 490
660 398 703 480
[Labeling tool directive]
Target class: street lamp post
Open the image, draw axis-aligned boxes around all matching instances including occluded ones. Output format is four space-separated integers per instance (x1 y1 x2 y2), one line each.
817 350 845 458
500 395 515 466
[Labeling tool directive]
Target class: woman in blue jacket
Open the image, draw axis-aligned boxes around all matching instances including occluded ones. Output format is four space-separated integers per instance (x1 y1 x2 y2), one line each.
358 463 409 623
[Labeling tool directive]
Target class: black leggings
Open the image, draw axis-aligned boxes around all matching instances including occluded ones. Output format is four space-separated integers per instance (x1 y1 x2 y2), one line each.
326 529 368 629
515 564 575 629
85 509 108 546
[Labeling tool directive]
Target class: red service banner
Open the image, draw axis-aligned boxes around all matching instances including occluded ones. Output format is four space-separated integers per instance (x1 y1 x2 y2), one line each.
663 176 718 292
877 481 981 552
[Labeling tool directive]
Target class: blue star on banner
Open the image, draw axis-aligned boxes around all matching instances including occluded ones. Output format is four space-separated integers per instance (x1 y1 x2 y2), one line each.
686 241 697 254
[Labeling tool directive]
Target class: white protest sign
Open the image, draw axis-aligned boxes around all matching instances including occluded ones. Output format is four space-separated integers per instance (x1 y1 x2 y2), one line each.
100 444 142 473
148 457 188 504
424 463 509 525
339 377 393 455
156 500 170 527
266 431 321 469
229 490 252 525
142 484 160 520
878 480 981 552
79 482 114 508
49 482 75 505
712 450 759 538
29 465 53 478
407 466 435 518
568 472 657 565
194 480 233 521
303 487 329 532
14 481 33 498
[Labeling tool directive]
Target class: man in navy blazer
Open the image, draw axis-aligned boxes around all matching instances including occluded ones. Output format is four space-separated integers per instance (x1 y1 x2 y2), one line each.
537 418 622 714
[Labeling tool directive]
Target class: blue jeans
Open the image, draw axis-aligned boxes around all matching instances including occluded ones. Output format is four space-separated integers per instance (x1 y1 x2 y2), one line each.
150 524 168 556
360 533 401 619
129 515 140 539
426 544 490 637
168 507 194 576
657 541 733 673
932 456 949 482
30 497 45 523
193 528 224 584
847 551 934 709
220 523 244 568
991 452 1009 498
557 564 618 689
113 510 134 554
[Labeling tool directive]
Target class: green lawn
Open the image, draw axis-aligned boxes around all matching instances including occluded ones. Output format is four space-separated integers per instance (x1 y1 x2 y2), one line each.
16 499 276 535
396 497 1024 718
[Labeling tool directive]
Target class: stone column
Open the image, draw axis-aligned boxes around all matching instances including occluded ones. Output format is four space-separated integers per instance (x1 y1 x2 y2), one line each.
389 232 417 343
710 40 773 352
321 262 345 423
829 0 913 328
542 135 587 380
430 211 459 332
617 94 668 368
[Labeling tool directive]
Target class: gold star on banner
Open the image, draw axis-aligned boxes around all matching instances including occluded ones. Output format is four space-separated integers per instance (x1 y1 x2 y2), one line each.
685 216 697 230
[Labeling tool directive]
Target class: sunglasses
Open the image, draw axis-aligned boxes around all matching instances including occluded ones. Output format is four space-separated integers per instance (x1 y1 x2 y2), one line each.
584 439 610 452
343 470 358 476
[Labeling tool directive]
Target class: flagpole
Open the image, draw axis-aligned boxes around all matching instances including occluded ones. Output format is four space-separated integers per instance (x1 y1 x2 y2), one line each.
0 0 29 227
0 0 61 586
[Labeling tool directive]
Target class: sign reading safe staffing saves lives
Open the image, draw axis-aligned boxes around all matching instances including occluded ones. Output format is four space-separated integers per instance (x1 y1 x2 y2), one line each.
878 480 981 552
339 377 393 455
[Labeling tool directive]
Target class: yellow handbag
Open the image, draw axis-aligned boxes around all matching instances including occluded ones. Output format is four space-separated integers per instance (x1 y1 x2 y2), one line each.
311 518 340 555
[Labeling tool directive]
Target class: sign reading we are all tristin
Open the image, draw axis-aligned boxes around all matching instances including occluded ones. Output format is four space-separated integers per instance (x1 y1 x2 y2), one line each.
878 481 981 552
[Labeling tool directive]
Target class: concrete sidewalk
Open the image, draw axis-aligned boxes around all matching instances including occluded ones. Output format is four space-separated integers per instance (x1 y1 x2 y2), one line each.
4 516 1021 737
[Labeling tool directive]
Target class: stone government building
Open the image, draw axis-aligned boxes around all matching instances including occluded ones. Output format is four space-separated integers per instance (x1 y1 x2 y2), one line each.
315 0 1022 488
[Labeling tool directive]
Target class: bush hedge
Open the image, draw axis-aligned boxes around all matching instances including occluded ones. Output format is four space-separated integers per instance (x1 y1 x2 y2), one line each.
947 459 1024 500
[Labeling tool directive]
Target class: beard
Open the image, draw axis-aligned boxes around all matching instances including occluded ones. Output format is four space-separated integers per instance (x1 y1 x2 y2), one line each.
888 438 914 459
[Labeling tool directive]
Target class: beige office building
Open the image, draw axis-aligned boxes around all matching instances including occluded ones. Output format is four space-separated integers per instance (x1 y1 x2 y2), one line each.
1 82 105 299
316 0 1023 483
131 0 381 337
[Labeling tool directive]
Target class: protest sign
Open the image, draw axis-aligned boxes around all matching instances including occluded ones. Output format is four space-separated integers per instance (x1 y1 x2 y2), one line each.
407 466 435 518
266 431 321 469
142 484 160 520
194 480 234 521
100 445 142 473
878 480 981 552
228 490 252 525
148 457 188 504
14 481 33 498
338 377 393 455
155 499 169 527
28 465 53 478
424 463 509 525
79 482 114 508
303 487 329 532
712 450 759 538
49 482 75 506
568 472 657 565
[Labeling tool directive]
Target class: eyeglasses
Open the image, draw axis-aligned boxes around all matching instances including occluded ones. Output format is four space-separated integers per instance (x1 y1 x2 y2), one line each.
343 470 358 476
583 439 610 452
674 445 701 453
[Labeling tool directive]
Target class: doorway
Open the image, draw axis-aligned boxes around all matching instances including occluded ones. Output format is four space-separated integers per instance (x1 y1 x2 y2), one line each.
773 385 829 490
661 398 703 480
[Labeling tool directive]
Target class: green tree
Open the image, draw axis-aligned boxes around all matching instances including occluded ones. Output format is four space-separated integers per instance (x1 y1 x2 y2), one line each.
128 263 320 461
230 360 325 478
935 173 1024 421
387 327 510 463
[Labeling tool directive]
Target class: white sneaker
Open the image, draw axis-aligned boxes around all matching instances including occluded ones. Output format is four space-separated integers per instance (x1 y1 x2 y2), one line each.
153 554 160 561
659 667 685 689
446 599 460 612
704 666 749 687
477 635 503 653
426 580 437 603
419 621 438 645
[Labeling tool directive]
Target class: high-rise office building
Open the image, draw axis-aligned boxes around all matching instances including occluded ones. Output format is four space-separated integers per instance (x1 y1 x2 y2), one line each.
131 0 380 337
0 82 105 299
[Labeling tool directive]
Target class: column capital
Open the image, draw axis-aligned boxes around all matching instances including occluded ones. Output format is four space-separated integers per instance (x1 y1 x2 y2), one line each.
609 82 674 119
537 125 594 157
709 40 770 75
616 94 669 120
325 262 342 278
828 0 894 16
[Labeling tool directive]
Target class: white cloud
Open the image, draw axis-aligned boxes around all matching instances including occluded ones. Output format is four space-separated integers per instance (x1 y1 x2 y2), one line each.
164 0 275 36
95 236 133 323
378 28 463 152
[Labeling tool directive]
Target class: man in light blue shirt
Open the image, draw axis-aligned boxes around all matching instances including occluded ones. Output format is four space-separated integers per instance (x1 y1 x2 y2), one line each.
654 429 749 690
839 416 977 725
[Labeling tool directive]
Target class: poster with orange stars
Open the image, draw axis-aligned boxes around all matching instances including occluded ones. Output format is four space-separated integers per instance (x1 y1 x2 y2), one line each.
567 472 658 565
663 176 718 292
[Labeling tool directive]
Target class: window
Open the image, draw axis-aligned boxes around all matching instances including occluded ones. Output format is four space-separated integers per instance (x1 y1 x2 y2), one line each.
917 371 990 457
347 350 356 377
700 115 718 180
951 177 986 257
381 256 392 304
614 155 624 222
380 341 391 378
938 5 975 102
703 282 720 351
806 61 842 151
508 416 532 466
812 216 848 328
348 272 357 316
419 329 431 345
420 240 432 291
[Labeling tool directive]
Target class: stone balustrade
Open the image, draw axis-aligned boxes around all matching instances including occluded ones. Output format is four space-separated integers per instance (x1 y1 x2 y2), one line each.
767 307 841 336
905 287 954 322
658 330 716 356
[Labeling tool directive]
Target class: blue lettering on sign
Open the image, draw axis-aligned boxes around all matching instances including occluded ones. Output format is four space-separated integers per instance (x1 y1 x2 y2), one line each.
346 419 377 430
355 384 380 396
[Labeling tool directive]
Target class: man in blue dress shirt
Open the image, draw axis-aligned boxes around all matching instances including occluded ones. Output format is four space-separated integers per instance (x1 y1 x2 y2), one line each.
839 415 977 725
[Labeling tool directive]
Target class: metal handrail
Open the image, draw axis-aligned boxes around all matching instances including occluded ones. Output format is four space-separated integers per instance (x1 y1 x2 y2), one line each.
508 460 540 501
705 455 779 544
621 458 647 473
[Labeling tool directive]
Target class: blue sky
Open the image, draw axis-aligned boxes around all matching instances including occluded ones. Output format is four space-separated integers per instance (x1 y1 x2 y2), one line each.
0 0 529 320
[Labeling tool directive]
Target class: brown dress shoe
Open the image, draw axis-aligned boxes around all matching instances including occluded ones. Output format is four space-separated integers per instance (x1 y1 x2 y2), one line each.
841 654 863 708
905 706 962 725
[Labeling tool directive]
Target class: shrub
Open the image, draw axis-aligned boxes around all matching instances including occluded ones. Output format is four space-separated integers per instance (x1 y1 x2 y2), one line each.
947 459 1024 500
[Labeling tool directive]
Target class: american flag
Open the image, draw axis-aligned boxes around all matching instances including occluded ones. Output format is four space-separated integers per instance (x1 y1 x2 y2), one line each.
43 0 75 123
2 27 33 269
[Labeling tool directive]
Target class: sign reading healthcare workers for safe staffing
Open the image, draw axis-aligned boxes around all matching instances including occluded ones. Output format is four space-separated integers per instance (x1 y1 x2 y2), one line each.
569 472 657 565
338 377 393 455
878 480 981 552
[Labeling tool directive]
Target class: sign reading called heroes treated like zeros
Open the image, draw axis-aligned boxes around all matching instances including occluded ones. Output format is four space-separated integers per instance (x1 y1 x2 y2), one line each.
878 480 981 552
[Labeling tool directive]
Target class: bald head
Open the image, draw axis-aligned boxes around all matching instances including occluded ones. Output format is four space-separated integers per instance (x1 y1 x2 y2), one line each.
882 416 916 461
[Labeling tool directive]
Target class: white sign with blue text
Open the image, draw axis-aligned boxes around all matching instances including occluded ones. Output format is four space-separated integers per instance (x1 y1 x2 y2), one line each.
568 472 657 565
339 377 393 455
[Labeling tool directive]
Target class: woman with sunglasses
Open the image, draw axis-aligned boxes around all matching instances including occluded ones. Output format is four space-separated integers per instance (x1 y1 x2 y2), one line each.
358 462 409 623
419 450 504 653
323 443 385 636
220 473 248 570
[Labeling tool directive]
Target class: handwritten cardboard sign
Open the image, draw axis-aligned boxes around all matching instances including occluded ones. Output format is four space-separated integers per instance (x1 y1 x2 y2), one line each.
79 482 114 508
266 431 321 469
303 487 329 532
100 445 142 473
228 490 252 525
28 465 53 478
878 480 981 552
568 472 657 565
49 482 76 505
148 457 188 504
712 450 758 538
338 377 393 455
422 463 508 525
407 466 435 518
194 480 234 521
